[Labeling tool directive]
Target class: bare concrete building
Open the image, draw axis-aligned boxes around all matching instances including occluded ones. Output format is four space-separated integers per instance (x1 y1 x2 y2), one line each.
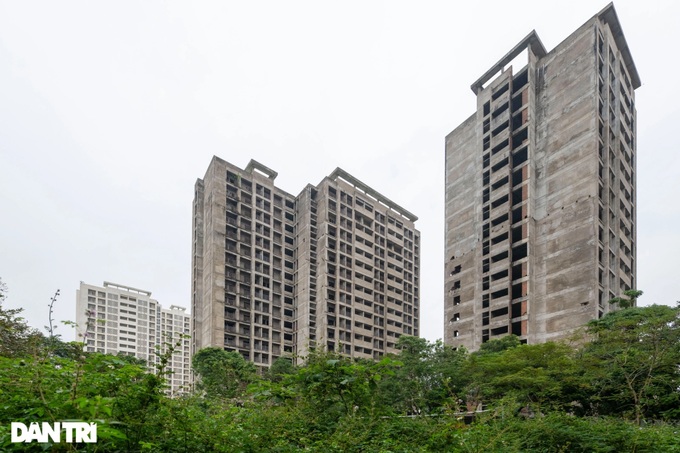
294 169 420 360
192 157 419 366
444 3 639 350
76 281 191 395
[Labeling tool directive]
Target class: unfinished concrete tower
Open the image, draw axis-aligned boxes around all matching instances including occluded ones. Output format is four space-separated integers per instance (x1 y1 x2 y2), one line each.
192 158 298 366
192 158 420 366
444 3 640 350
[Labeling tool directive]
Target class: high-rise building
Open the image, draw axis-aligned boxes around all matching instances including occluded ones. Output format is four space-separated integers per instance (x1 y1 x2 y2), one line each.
76 281 191 395
192 157 419 366
444 4 639 350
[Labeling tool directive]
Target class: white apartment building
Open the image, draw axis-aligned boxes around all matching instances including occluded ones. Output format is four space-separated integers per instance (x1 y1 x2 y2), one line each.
76 281 191 395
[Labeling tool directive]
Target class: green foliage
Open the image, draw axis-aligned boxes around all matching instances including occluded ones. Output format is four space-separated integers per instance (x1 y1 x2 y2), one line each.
0 279 43 358
465 342 580 411
192 347 257 399
476 334 521 354
378 336 468 414
1 279 679 451
266 355 296 382
288 349 397 418
609 289 644 308
582 304 680 423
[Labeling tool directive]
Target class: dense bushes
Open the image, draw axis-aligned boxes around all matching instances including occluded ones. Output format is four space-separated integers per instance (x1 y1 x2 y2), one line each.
1 286 679 451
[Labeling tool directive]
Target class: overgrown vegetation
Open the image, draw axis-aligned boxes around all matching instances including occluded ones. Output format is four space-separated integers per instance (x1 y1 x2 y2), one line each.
1 279 679 451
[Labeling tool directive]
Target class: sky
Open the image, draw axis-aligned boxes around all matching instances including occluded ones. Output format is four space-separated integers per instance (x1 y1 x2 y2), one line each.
1 0 679 344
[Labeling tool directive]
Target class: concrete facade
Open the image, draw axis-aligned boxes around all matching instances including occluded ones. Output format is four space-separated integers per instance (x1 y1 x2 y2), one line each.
192 158 420 366
444 4 639 350
76 281 191 395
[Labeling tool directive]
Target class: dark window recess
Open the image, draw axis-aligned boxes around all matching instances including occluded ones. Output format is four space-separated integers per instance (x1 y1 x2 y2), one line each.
512 264 523 280
513 147 528 166
492 121 509 137
491 307 508 318
512 207 523 224
483 136 490 150
491 213 508 227
451 265 462 275
482 334 490 343
492 83 509 100
491 269 508 281
483 119 490 134
511 93 524 112
491 176 509 191
483 189 490 204
491 101 509 118
482 259 490 273
491 232 508 245
453 295 461 306
491 326 509 336
511 321 522 336
512 226 523 243
512 113 524 130
491 195 508 209
513 69 528 90
492 157 509 173
512 128 528 148
483 101 490 116
512 283 524 299
483 209 490 221
492 139 509 156
512 188 523 206
482 279 489 290
511 302 523 318
491 251 508 263
513 243 528 260
483 155 491 169
482 294 490 308
491 288 508 299
483 227 490 240
512 169 524 186
482 312 490 326
482 243 490 256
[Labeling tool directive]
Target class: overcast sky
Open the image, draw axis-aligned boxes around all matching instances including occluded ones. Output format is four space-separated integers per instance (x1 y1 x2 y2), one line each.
1 0 678 344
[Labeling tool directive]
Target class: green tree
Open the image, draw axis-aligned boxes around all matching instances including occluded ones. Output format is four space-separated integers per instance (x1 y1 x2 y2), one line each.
192 347 257 399
609 289 644 308
581 304 680 423
476 334 521 354
290 349 397 418
465 342 579 413
266 355 296 382
378 336 468 414
0 278 43 358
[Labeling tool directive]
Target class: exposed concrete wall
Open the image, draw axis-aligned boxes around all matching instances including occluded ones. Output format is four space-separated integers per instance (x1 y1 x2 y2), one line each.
444 113 480 349
532 19 600 343
444 5 638 350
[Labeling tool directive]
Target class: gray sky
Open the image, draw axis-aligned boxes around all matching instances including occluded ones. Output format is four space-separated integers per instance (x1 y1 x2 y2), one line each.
1 1 678 344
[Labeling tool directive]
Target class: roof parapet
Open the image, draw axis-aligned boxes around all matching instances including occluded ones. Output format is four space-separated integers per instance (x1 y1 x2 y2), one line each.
245 159 278 181
471 30 547 95
598 3 640 89
328 168 418 222
103 281 152 296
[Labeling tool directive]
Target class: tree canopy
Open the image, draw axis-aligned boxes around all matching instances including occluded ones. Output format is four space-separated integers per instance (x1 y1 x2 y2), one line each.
1 279 679 451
